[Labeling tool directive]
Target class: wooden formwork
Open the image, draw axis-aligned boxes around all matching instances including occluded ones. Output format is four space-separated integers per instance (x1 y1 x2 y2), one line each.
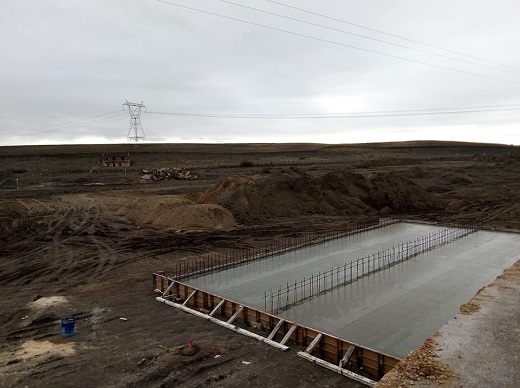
153 273 400 383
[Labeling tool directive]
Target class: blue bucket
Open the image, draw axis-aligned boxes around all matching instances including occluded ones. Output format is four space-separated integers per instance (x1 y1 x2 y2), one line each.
61 316 76 337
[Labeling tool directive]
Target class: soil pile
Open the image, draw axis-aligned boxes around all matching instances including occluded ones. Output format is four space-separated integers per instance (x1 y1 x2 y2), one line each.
376 336 453 387
121 195 235 230
366 172 444 213
198 169 444 223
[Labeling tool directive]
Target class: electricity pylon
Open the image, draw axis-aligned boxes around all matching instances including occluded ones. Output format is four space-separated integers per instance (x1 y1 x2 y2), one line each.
123 100 146 142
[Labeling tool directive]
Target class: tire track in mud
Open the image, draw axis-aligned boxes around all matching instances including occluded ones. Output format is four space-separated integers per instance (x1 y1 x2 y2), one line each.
0 198 71 254
0 193 197 287
0 195 128 286
481 202 520 223
1 193 303 287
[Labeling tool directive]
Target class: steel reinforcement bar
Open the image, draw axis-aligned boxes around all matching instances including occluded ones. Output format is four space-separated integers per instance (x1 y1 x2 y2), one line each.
171 217 398 281
152 273 400 383
265 224 478 314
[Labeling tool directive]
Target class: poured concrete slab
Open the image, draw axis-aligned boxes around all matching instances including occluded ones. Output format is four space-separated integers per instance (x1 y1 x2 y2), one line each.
281 230 520 358
378 259 520 387
186 223 520 358
187 222 447 309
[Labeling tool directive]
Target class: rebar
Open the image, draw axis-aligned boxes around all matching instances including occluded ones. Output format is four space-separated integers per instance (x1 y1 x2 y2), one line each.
266 224 477 314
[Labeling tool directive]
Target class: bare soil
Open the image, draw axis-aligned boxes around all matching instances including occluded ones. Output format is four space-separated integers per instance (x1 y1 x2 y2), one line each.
1 141 519 387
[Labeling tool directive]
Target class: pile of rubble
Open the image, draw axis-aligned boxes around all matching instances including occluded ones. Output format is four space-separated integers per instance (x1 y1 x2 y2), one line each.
138 168 199 182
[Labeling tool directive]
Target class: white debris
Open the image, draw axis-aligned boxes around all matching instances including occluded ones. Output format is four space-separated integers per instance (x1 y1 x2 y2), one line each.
138 168 199 182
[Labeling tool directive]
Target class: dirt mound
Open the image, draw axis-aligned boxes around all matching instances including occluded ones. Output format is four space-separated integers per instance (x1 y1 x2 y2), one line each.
121 195 235 230
377 336 453 387
29 296 68 310
366 171 444 213
197 169 444 223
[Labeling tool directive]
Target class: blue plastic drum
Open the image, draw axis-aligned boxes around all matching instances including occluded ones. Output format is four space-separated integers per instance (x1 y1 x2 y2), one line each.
61 316 76 337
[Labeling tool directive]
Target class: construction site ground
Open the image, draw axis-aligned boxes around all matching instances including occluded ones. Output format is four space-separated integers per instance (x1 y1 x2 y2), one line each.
1 141 519 388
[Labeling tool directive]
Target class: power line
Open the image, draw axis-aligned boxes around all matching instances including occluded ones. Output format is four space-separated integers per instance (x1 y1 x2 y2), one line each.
147 104 520 119
21 111 124 133
155 0 520 85
16 112 127 136
216 0 520 76
261 0 520 72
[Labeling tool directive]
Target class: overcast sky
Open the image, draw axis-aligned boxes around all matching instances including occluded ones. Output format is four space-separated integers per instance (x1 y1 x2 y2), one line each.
1 0 520 146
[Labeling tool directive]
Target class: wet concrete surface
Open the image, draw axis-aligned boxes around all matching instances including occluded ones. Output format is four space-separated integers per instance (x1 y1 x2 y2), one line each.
187 223 446 309
186 224 520 359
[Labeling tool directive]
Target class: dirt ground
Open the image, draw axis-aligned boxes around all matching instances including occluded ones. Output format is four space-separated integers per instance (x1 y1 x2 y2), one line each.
1 141 519 387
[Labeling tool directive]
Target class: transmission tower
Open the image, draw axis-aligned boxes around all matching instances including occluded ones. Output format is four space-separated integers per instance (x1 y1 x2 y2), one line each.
123 100 146 142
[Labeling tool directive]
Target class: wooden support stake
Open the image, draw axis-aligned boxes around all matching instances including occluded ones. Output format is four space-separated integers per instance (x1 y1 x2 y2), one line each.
209 299 225 317
227 306 244 324
339 345 356 368
161 280 176 298
267 319 285 340
305 333 322 354
357 346 363 370
280 324 298 345
378 353 385 380
182 290 197 306
157 297 289 351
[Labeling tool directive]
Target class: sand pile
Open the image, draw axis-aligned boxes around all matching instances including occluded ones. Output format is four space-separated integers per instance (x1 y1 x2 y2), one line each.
197 169 444 223
376 336 453 387
121 195 235 230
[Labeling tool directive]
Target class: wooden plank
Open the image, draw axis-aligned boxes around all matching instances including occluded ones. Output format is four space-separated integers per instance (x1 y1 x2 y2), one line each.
227 306 244 324
161 280 176 297
378 353 384 380
152 275 401 381
209 299 225 317
297 352 376 387
339 345 356 368
224 301 233 317
267 319 285 340
305 333 322 354
195 291 204 306
203 292 208 309
182 289 197 306
357 347 363 370
179 283 188 299
242 307 248 325
280 324 298 345
336 338 342 365
157 297 289 351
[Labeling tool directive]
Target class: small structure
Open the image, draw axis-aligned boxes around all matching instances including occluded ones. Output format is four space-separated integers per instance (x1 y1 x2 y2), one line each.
101 153 130 167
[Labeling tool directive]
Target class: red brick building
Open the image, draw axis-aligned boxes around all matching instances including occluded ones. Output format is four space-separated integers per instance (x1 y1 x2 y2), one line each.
101 153 130 167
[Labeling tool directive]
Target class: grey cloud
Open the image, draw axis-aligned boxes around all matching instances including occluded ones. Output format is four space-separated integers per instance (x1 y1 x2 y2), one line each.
1 0 520 145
